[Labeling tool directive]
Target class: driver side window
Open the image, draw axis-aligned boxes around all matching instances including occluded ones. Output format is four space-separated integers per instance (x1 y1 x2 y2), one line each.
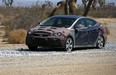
74 19 86 29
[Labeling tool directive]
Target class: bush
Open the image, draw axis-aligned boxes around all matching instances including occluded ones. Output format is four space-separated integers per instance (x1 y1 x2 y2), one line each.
8 29 27 44
0 6 51 37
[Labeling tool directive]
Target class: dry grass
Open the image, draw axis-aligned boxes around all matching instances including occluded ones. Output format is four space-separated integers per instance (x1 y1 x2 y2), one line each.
107 28 116 41
94 18 116 24
8 29 27 44
95 19 116 41
0 31 2 35
94 18 116 35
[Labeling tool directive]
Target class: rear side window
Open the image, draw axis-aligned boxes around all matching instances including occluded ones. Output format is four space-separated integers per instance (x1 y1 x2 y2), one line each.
85 18 97 27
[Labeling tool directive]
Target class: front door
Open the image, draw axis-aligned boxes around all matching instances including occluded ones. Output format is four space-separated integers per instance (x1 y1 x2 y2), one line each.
84 18 98 45
74 19 89 45
75 28 89 45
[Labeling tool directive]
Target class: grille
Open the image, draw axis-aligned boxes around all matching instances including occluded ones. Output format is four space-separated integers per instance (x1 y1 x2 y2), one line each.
32 31 51 37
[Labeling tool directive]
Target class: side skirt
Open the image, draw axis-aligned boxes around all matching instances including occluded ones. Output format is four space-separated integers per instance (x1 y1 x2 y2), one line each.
74 44 96 48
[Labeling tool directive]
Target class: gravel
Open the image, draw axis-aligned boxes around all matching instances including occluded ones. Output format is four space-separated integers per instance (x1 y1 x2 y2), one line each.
0 42 116 75
0 41 116 57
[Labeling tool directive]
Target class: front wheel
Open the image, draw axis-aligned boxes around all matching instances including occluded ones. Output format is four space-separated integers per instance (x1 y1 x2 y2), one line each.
96 35 105 49
28 46 38 50
65 37 74 52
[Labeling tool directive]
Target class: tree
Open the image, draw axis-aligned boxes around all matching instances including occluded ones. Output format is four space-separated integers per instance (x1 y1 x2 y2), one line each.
82 0 105 10
98 0 105 7
83 0 105 16
48 0 106 17
83 0 93 16
49 0 77 17
41 0 53 20
2 0 13 7
36 0 40 6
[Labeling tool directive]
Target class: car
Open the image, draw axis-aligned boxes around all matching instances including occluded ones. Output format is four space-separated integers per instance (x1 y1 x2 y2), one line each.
26 15 107 52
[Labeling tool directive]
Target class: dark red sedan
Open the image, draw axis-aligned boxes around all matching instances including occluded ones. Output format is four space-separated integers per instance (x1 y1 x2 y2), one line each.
26 15 107 52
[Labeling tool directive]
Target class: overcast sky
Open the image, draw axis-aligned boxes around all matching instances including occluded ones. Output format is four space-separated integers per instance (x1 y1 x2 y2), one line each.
0 0 115 7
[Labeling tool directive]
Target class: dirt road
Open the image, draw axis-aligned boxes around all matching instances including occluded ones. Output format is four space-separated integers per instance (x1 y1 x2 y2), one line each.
0 44 116 75
0 49 116 75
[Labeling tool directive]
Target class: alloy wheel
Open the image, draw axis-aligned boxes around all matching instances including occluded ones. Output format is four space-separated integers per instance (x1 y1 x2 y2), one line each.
97 35 104 49
65 37 74 52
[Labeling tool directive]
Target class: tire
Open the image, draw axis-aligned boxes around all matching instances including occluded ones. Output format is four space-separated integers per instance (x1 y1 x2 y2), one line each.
96 35 105 49
65 37 74 52
28 46 38 50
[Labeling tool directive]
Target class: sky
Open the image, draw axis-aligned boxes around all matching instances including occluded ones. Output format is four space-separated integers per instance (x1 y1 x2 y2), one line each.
0 0 115 7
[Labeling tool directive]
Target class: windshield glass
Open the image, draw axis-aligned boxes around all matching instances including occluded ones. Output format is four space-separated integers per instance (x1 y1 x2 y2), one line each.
40 17 76 28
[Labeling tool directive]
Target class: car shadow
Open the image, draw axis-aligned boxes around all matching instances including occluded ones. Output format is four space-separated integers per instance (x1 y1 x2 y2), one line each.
18 47 96 52
18 47 65 52
73 47 95 51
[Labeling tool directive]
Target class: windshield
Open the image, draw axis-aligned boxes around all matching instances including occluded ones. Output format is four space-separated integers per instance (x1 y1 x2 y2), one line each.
40 17 76 28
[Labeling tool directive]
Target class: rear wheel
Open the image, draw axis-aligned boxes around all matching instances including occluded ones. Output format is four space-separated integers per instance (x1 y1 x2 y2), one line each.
65 37 74 52
96 35 105 49
28 46 38 50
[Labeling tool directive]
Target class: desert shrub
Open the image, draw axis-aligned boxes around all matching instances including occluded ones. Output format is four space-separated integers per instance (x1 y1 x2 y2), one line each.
8 29 27 44
0 2 53 44
0 0 54 44
0 6 52 37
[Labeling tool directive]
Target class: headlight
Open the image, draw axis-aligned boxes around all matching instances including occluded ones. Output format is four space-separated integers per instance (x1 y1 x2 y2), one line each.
53 32 62 36
28 30 32 35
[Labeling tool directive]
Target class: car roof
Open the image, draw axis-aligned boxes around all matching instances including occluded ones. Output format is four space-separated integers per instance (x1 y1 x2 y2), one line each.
52 15 84 19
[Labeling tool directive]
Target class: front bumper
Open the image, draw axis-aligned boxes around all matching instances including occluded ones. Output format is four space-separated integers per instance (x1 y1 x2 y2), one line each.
26 35 65 48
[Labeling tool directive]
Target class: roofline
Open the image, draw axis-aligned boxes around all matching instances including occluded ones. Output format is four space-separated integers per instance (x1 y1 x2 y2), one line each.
51 15 84 19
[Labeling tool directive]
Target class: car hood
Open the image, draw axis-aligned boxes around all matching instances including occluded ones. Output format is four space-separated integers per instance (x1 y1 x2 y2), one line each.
30 26 69 33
